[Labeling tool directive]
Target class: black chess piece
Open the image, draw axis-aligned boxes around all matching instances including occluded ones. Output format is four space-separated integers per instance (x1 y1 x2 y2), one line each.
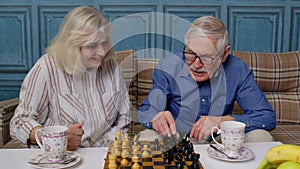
175 159 184 169
188 150 194 161
191 153 200 169
153 138 160 151
163 151 172 164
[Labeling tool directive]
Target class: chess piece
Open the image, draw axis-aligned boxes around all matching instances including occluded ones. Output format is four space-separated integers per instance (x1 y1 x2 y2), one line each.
124 133 130 145
116 131 122 145
131 153 140 169
192 153 200 169
131 161 140 169
121 158 129 166
108 153 117 169
113 138 121 156
142 145 150 158
163 151 172 164
153 138 160 150
132 141 140 151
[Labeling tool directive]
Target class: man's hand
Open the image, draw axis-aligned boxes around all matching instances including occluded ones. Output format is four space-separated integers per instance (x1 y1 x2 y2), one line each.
190 115 234 142
67 120 84 151
152 111 176 137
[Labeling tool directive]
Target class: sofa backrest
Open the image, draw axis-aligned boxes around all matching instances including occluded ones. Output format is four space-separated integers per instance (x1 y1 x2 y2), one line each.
232 51 300 125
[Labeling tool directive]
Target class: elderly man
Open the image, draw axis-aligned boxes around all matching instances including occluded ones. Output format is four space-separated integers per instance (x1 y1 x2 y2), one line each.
138 16 276 143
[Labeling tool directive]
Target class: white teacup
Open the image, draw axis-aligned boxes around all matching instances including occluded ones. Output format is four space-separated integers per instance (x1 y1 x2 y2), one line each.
35 126 68 162
210 121 245 157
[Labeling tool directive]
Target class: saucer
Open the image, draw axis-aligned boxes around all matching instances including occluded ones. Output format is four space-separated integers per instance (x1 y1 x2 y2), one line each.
207 146 255 162
28 151 81 169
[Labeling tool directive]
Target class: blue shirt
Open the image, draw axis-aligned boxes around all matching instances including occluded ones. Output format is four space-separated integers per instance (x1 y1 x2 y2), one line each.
138 52 276 134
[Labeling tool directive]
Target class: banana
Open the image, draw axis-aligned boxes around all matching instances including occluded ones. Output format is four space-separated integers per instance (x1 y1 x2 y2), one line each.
257 144 300 169
277 161 300 169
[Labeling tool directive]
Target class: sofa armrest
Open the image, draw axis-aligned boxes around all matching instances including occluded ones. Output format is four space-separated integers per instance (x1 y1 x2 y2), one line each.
0 98 19 147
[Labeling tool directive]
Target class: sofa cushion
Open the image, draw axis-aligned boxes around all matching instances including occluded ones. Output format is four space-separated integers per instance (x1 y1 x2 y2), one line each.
232 51 300 124
271 124 300 145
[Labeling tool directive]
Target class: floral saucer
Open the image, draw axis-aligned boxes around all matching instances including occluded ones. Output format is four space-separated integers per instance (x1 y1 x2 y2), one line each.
28 151 81 169
207 146 255 162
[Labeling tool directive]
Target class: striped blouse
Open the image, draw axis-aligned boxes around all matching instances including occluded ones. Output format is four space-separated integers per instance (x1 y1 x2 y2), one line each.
10 54 131 147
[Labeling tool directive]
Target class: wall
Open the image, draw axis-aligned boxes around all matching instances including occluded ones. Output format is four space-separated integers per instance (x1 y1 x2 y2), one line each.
0 0 299 101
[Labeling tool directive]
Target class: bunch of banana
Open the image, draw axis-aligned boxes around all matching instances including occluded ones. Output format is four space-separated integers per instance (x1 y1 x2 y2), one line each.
257 144 300 169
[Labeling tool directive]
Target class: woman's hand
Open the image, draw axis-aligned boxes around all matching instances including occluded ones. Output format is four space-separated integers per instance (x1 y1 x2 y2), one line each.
67 121 84 151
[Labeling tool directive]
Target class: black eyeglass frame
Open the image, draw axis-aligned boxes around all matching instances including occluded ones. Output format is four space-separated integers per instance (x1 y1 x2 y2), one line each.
182 46 220 65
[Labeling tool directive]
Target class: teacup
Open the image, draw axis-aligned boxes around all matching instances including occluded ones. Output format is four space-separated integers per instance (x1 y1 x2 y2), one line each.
210 121 245 158
35 125 68 162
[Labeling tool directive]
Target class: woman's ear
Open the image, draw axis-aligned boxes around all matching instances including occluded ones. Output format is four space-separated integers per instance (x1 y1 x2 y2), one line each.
221 45 231 62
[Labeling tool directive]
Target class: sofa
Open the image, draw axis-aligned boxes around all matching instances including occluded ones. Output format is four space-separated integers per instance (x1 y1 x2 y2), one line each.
1 50 299 148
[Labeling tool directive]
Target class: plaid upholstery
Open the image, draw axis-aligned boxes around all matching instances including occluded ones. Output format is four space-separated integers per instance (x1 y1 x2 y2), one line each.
114 50 138 118
271 125 300 145
0 98 19 147
136 58 159 107
232 51 300 125
232 51 300 145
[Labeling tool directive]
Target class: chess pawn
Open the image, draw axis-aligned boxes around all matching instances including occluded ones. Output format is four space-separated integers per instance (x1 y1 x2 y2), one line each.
142 150 150 158
121 158 129 166
142 145 150 158
131 162 140 169
108 154 117 169
131 155 140 169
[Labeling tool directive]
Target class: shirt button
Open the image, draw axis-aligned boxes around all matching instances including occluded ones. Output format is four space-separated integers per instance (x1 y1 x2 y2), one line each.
262 124 265 128
201 99 206 102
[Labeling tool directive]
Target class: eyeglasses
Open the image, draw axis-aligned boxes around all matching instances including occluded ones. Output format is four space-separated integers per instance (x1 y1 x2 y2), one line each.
183 48 219 65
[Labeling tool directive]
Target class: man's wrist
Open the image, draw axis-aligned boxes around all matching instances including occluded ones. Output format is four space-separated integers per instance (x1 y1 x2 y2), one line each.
142 122 152 129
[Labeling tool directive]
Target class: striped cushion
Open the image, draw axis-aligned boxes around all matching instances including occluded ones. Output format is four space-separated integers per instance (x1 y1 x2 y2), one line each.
232 51 300 124
0 98 19 147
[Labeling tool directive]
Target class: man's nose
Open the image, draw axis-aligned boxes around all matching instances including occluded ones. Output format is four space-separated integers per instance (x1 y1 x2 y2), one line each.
193 57 204 68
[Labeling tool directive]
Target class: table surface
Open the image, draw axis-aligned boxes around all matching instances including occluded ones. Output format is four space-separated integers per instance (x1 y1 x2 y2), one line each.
0 142 282 169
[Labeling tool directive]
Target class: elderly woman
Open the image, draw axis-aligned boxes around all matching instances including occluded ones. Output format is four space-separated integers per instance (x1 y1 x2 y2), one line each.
10 6 131 150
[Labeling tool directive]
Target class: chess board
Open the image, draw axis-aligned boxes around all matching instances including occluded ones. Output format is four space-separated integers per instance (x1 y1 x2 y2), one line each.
103 138 204 169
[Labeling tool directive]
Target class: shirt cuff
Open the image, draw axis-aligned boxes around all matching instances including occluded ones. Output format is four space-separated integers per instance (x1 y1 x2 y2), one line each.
142 122 152 129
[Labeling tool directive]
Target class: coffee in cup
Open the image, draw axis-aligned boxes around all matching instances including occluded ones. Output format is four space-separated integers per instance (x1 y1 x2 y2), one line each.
35 125 68 162
210 121 245 158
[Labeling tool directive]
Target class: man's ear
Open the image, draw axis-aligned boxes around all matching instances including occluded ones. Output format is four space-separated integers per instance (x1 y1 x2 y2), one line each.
221 45 231 62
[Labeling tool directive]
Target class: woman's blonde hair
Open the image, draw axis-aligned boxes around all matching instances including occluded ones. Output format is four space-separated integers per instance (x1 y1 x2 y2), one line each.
184 16 230 54
46 6 113 74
